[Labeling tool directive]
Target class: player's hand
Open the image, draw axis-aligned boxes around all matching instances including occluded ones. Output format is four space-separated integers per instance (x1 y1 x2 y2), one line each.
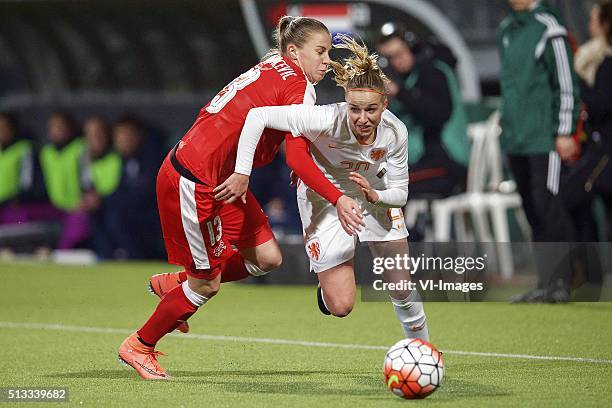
213 173 249 204
335 195 365 236
556 135 579 162
349 172 379 204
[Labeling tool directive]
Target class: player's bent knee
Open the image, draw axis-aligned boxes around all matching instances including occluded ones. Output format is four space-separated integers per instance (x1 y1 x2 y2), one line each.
328 300 354 318
264 251 283 270
253 252 282 273
332 307 353 318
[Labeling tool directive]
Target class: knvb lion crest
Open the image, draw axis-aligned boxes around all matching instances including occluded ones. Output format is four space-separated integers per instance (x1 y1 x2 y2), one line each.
369 148 386 161
307 240 321 261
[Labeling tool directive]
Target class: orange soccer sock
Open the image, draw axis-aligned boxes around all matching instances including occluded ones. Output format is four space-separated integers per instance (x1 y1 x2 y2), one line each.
137 284 198 345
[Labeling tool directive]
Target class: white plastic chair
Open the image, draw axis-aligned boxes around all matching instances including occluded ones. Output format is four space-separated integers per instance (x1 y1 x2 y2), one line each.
429 111 531 278
404 117 491 242
430 114 495 243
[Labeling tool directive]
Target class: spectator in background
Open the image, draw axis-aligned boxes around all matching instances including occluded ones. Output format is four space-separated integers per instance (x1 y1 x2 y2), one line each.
376 23 468 201
499 0 580 302
39 111 90 249
101 116 164 259
0 112 34 224
79 116 122 258
571 0 612 240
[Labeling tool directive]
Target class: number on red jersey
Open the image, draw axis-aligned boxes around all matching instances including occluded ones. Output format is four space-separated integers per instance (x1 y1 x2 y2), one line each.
206 66 262 114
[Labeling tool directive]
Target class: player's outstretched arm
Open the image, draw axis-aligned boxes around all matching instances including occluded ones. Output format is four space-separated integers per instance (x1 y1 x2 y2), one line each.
217 105 304 203
220 104 332 204
234 104 333 178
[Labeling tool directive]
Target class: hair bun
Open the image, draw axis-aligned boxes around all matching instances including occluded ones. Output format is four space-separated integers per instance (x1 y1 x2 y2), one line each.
278 16 296 35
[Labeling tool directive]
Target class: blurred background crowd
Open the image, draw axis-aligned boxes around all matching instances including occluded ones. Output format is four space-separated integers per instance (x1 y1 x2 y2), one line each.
0 108 306 259
0 0 609 276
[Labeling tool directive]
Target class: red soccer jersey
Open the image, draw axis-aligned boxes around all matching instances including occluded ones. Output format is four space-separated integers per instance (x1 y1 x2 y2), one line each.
175 55 315 186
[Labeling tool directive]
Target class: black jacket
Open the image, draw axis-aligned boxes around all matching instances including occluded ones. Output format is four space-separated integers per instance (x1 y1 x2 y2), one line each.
580 56 612 148
395 58 452 149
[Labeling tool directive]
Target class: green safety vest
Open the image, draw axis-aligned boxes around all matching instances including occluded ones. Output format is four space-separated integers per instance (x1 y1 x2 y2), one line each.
90 152 122 196
390 60 470 165
0 140 32 203
40 138 85 211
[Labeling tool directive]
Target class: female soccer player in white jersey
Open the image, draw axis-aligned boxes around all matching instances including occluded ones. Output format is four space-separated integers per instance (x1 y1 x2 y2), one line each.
217 35 429 341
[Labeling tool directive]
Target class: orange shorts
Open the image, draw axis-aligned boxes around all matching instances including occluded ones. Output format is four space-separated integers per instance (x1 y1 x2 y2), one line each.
156 156 274 280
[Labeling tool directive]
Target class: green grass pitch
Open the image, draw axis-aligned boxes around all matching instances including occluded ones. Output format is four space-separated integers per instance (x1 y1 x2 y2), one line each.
0 261 611 407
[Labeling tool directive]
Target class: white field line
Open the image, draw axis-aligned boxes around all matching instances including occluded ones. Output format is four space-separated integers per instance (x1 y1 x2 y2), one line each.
1 321 612 365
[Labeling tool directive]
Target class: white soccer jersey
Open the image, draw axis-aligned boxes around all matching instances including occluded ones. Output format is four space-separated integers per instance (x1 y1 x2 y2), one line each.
236 103 409 207
236 103 410 272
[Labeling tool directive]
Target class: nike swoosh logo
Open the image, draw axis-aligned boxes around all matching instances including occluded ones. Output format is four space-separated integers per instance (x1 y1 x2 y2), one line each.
387 374 400 388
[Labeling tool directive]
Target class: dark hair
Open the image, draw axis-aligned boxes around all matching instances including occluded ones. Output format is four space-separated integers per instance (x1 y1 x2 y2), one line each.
599 0 612 45
84 116 111 138
114 115 142 130
113 115 144 140
264 16 330 59
0 111 18 132
376 22 419 49
49 110 76 131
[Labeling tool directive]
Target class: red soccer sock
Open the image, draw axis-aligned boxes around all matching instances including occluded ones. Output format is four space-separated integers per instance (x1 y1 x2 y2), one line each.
173 252 249 286
137 284 198 345
220 251 250 283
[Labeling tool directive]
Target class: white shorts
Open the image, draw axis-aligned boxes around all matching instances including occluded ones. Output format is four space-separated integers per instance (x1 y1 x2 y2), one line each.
297 182 409 273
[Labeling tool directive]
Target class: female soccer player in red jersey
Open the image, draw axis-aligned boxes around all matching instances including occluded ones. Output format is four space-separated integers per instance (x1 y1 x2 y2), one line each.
118 16 364 380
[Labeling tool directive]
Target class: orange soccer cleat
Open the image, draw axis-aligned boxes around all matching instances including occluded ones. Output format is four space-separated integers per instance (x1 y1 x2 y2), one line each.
148 272 189 333
118 332 169 380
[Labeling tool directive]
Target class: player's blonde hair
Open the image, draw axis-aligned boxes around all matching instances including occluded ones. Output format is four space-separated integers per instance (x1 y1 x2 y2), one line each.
263 16 330 60
330 34 389 95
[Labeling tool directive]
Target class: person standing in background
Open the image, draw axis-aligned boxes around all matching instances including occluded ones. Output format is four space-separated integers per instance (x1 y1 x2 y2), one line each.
550 0 612 300
499 0 581 302
572 0 612 240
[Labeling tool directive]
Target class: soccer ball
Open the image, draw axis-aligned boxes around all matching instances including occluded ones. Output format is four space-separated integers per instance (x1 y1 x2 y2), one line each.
383 338 444 399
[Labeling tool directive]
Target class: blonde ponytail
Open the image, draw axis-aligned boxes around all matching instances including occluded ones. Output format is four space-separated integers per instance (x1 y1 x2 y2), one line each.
330 34 389 93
